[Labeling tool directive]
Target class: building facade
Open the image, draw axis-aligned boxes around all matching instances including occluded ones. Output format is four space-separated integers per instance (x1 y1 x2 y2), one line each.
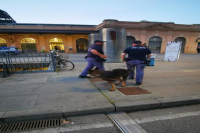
0 23 97 53
0 10 200 53
98 20 200 53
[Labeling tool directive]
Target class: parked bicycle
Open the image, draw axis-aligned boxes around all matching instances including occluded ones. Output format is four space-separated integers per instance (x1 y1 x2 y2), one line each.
53 50 75 71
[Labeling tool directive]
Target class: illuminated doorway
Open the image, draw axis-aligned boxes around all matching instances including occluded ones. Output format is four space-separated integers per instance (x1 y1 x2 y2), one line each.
148 36 162 53
21 38 37 51
0 38 7 47
49 38 65 53
76 38 89 53
126 36 135 47
174 37 186 53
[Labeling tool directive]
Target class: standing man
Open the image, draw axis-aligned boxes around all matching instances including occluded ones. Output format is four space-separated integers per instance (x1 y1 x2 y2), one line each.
126 41 136 79
79 40 107 78
142 43 147 48
121 40 151 85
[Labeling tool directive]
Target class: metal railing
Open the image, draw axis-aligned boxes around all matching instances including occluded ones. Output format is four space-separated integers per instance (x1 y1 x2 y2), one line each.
0 62 10 78
0 50 57 73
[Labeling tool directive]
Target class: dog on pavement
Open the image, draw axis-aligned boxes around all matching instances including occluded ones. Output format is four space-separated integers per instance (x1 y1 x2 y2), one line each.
88 69 129 91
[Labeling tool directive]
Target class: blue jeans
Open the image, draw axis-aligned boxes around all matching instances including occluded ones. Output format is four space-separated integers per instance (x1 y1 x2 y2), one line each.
126 60 145 82
80 57 105 76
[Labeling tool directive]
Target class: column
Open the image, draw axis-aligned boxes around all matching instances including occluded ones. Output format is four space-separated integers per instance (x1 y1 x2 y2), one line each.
38 35 46 52
100 28 126 63
67 36 73 53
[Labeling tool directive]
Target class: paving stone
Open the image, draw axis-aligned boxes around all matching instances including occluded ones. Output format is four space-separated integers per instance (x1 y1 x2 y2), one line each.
0 95 38 111
34 93 112 109
0 84 38 96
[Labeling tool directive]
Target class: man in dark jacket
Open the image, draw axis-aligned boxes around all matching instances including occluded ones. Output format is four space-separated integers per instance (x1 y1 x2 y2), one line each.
121 40 151 85
79 40 107 78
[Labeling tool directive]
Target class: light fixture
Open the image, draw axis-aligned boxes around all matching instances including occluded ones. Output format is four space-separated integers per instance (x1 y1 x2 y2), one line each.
10 37 13 43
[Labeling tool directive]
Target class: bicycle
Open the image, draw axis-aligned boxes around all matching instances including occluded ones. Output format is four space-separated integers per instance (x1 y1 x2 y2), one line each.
53 51 75 71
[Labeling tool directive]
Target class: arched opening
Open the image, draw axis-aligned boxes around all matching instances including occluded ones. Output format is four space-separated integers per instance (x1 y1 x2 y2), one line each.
20 38 37 51
196 37 200 53
148 36 162 53
126 36 135 47
49 38 65 53
0 38 7 47
76 38 89 53
174 37 186 53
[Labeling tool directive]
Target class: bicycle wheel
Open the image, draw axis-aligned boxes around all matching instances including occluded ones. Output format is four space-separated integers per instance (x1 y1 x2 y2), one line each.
59 60 75 70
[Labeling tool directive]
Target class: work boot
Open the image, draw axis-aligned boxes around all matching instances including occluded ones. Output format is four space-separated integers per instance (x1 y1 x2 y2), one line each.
136 82 142 85
79 75 91 78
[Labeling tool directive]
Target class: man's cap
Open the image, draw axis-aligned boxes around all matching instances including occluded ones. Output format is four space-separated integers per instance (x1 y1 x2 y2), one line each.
94 40 105 43
132 40 142 44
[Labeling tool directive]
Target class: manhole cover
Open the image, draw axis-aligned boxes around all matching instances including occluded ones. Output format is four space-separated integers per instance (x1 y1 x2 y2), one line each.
117 87 150 95
90 77 104 82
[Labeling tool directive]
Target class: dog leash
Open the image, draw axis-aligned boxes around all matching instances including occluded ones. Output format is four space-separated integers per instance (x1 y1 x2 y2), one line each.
107 62 112 69
107 56 114 59
106 56 114 69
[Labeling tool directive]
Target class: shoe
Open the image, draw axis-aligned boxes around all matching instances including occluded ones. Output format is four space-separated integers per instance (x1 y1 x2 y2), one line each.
79 75 91 78
136 82 142 85
129 77 134 79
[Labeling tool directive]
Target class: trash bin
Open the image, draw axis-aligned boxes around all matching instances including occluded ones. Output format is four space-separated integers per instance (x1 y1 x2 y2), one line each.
146 54 155 66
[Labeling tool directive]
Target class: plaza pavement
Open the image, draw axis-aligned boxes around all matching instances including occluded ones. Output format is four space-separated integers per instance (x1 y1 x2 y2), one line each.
0 53 200 123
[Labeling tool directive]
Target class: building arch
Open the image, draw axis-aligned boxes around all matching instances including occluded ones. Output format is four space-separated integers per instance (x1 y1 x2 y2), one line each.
0 38 7 47
126 36 135 47
20 38 37 51
76 38 89 53
16 36 39 43
174 37 186 53
172 35 187 42
130 33 140 40
197 37 200 53
17 35 39 50
49 38 65 52
195 36 200 43
146 34 165 42
148 36 162 53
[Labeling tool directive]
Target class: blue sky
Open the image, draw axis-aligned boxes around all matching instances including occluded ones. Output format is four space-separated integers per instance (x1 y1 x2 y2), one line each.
1 0 200 25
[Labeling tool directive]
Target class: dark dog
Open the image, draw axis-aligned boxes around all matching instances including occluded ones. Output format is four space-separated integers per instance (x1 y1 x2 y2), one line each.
88 69 129 91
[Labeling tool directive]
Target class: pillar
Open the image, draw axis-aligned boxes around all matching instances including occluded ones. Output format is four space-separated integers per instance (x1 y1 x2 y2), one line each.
67 36 73 53
100 28 126 63
38 35 45 52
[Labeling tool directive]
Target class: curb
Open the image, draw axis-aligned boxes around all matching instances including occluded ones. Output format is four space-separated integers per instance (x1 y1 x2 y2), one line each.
157 95 200 108
0 107 63 124
1 95 200 124
0 106 115 124
115 99 160 112
114 95 200 112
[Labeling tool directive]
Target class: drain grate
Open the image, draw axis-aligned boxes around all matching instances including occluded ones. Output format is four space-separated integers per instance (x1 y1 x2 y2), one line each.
90 77 104 82
0 119 64 132
117 87 150 95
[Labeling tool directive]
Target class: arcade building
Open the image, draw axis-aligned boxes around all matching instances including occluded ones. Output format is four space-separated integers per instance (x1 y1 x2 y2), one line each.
0 9 200 54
